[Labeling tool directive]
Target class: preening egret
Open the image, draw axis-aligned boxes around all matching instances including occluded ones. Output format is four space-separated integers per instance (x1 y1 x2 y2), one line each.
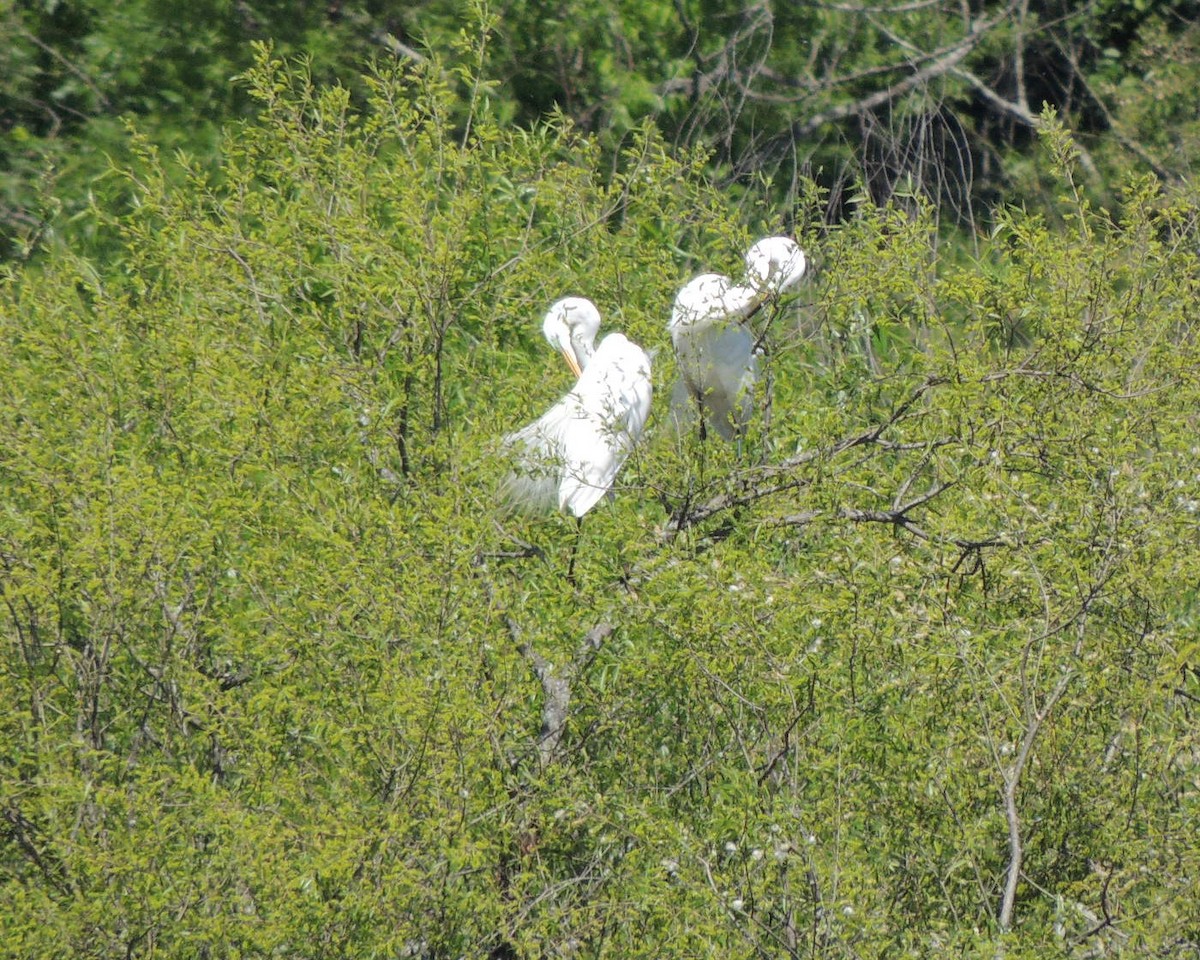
504 301 652 518
541 296 602 377
668 236 807 441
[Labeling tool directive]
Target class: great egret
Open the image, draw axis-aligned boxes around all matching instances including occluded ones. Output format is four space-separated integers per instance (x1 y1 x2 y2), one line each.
504 299 652 518
669 236 807 441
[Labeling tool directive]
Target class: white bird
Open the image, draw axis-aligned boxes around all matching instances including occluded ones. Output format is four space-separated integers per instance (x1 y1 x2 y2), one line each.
669 236 807 441
504 298 652 518
745 236 807 297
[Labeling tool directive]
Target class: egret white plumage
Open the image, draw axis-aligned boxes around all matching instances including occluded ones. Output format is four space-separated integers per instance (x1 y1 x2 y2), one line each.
668 236 807 441
745 236 807 297
540 295 602 377
504 299 652 518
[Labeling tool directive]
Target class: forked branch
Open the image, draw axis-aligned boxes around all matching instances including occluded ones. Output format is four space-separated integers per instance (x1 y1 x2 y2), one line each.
506 617 613 768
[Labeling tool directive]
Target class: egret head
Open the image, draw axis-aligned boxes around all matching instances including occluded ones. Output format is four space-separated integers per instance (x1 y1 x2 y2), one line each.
543 297 602 377
745 236 807 295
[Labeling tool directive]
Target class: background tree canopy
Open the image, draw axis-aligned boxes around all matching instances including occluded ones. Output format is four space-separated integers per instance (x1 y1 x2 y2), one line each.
2 7 1200 960
4 0 1200 257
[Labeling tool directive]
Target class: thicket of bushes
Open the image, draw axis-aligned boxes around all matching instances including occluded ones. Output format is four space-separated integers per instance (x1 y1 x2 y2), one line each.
2 48 1199 957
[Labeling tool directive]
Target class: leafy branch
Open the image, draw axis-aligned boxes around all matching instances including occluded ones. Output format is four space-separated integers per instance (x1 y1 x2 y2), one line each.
664 375 953 532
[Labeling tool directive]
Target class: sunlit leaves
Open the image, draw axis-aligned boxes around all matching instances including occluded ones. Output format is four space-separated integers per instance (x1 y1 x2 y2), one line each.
4 56 1200 958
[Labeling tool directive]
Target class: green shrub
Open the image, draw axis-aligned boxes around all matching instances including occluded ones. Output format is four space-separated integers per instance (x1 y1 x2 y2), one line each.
2 51 1198 957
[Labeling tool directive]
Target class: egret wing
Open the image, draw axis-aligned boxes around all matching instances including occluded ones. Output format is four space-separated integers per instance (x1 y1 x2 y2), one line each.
673 319 757 440
670 274 764 342
557 335 653 516
502 397 578 513
504 333 652 518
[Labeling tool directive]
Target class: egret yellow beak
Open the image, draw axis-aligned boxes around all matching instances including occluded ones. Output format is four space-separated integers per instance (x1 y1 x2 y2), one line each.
559 346 583 378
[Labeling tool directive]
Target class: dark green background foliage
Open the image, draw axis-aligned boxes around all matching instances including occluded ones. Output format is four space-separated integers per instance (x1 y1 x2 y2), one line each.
5 0 1200 257
3 10 1200 960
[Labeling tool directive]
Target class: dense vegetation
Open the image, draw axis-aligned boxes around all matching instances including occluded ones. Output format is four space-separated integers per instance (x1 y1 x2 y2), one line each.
5 0 1200 258
3 5 1200 958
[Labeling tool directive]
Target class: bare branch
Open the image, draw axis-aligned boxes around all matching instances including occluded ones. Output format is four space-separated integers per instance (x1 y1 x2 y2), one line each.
505 615 614 768
663 376 950 535
1014 0 1031 115
839 479 955 528
998 545 1121 930
371 32 428 64
812 0 945 11
789 14 1003 139
2 804 74 897
998 665 1072 930
15 27 113 112
980 365 1169 400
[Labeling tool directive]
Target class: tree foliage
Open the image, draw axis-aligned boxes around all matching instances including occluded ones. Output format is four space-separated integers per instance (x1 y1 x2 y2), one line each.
3 48 1200 958
5 0 1200 257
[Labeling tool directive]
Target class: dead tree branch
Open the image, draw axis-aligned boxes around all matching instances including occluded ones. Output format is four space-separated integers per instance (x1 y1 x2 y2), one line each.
2 804 74 898
504 616 614 769
997 545 1120 930
998 665 1071 931
788 13 1005 139
664 375 949 535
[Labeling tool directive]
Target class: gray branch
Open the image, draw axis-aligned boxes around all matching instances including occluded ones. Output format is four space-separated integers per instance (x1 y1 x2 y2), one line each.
998 549 1118 930
788 13 1003 139
664 376 949 534
506 618 613 768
